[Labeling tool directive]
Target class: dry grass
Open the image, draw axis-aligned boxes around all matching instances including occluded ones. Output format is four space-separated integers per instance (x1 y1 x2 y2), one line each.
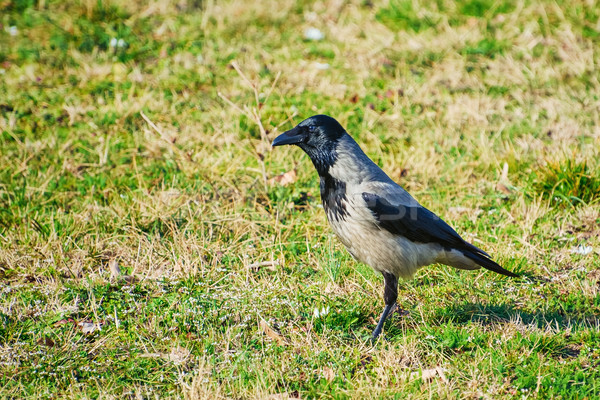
1 0 599 398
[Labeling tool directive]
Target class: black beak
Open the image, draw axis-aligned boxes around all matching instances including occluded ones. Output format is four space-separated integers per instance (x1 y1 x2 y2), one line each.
272 126 306 147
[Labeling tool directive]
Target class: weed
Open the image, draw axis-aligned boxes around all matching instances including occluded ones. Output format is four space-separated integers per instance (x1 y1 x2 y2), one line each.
532 158 600 206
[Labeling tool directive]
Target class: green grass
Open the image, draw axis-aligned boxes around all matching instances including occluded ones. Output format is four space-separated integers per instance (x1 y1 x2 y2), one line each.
532 158 600 206
1 0 600 398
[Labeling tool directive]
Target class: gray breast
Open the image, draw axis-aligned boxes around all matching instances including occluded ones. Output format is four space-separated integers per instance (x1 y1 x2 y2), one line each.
326 191 442 279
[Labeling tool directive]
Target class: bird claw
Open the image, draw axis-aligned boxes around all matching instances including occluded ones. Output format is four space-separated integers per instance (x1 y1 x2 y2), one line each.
370 303 409 343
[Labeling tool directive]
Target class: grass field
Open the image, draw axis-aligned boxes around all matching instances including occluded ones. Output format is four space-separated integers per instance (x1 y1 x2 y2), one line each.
1 0 600 398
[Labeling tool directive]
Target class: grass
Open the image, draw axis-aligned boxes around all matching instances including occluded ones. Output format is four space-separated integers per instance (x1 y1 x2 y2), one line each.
1 0 599 398
532 158 600 206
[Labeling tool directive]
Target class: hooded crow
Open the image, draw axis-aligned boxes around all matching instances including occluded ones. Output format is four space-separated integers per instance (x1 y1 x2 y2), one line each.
272 114 518 340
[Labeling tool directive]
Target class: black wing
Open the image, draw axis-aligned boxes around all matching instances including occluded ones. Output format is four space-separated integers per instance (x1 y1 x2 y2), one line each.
361 192 518 278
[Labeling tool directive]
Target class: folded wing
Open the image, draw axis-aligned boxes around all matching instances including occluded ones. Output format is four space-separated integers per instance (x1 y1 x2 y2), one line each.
361 191 518 278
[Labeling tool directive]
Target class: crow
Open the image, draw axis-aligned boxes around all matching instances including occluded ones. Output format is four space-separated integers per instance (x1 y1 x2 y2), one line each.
272 114 518 340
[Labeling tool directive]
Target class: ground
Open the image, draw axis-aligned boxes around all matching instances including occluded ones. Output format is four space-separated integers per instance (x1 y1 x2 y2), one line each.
1 0 599 398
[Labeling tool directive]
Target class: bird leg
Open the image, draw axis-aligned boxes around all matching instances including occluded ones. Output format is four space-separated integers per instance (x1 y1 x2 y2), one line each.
371 272 398 341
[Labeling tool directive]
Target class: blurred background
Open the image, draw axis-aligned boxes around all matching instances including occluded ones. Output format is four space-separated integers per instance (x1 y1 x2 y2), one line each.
1 0 599 398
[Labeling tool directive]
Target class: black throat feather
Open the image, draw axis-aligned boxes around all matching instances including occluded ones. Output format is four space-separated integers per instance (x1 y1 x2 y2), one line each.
320 173 348 222
298 134 349 222
301 144 338 177
310 147 348 222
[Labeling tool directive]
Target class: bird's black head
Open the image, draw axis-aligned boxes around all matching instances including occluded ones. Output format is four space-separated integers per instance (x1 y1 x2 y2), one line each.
272 115 346 175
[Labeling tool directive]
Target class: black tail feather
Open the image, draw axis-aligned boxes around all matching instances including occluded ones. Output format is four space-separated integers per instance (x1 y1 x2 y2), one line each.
461 245 519 278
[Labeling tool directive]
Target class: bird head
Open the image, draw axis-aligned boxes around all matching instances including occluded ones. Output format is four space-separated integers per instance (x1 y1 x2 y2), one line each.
272 115 345 149
272 115 346 174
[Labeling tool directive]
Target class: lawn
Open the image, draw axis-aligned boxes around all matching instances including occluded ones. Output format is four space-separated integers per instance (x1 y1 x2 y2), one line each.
1 0 599 398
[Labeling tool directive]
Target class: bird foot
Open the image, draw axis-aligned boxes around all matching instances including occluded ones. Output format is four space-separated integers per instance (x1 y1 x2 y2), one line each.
391 305 409 318
370 303 410 343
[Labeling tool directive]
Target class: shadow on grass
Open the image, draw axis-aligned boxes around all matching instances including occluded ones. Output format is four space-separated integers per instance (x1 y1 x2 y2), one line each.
433 302 600 331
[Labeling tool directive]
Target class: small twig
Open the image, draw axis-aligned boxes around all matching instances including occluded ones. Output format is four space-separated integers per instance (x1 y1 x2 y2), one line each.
263 71 282 106
230 61 253 87
228 61 272 145
140 111 191 164
219 62 284 191
140 111 172 144
251 107 269 144
231 61 257 94
276 112 298 132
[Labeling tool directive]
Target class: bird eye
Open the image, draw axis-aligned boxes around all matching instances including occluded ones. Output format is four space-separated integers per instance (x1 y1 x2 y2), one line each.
307 125 316 133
